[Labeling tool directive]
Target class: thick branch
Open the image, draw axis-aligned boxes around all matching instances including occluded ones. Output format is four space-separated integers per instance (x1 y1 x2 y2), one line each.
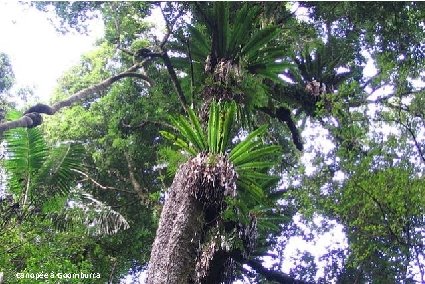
246 259 311 284
0 64 151 134
159 3 185 49
51 66 150 112
124 152 148 202
0 116 35 133
156 6 189 113
258 106 304 151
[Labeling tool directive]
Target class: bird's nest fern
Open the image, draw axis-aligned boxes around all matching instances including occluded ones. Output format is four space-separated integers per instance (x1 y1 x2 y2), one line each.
160 100 281 204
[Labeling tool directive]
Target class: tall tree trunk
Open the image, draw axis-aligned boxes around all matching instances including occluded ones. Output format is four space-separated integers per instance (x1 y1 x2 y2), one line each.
146 153 237 283
146 160 204 284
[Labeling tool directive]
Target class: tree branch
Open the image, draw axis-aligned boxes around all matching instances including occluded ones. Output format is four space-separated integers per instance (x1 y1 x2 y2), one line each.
357 184 410 248
51 65 150 112
159 3 185 49
124 152 150 204
0 64 151 134
398 119 425 164
258 106 304 151
121 119 176 131
246 258 311 284
156 3 189 113
72 169 136 194
161 51 189 113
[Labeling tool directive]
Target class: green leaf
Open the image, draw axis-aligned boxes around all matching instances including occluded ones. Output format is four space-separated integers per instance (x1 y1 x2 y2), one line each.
160 130 197 156
237 169 276 181
187 107 207 150
220 101 236 152
169 57 191 71
241 26 280 59
35 143 86 197
4 128 48 196
215 2 229 57
236 161 276 170
173 115 204 152
229 125 268 161
232 145 281 167
189 25 211 60
208 101 219 153
237 179 265 203
216 104 225 152
228 5 259 58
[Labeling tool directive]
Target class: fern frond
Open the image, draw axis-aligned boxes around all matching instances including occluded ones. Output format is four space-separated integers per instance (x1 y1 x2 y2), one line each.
228 5 260 58
241 26 280 59
220 101 236 152
232 145 281 167
237 179 265 203
171 115 204 152
187 107 207 150
216 104 225 153
229 125 268 161
160 130 197 156
215 2 229 57
208 101 219 153
189 25 211 60
236 161 277 171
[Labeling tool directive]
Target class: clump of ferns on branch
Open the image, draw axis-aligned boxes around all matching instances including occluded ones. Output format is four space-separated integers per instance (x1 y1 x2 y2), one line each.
160 101 281 205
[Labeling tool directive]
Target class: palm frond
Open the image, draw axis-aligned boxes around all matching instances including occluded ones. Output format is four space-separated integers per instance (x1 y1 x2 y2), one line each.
79 191 130 235
49 191 129 235
35 143 86 197
3 127 48 196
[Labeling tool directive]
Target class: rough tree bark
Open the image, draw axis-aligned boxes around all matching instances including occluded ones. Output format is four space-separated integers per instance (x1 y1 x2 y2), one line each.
146 153 237 284
0 64 151 134
146 158 205 284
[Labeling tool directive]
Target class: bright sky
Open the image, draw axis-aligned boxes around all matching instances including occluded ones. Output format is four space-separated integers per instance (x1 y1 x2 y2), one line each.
0 2 104 104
